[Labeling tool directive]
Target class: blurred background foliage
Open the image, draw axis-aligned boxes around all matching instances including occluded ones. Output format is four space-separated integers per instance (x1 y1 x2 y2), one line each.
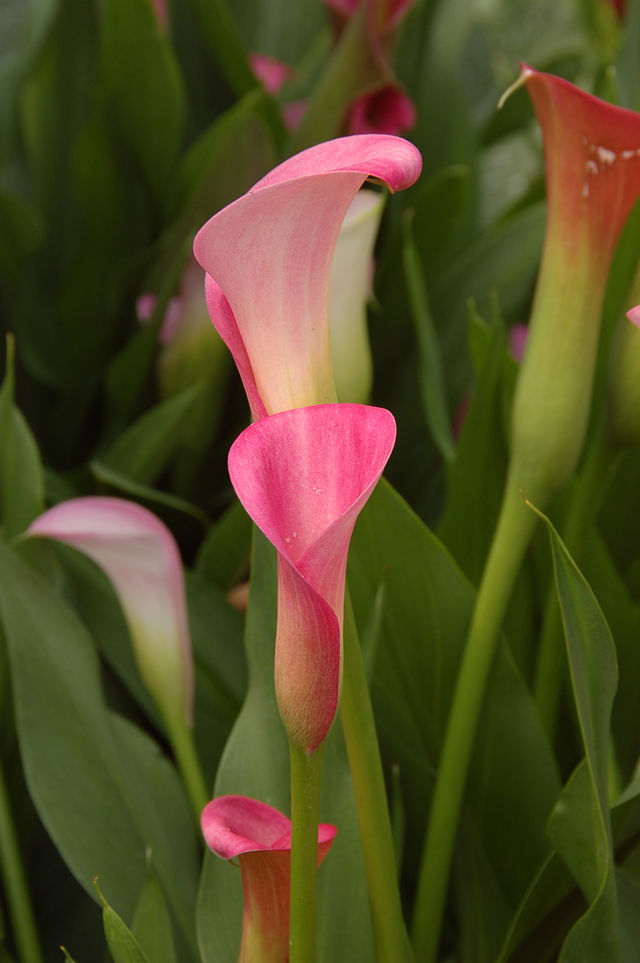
3 0 640 960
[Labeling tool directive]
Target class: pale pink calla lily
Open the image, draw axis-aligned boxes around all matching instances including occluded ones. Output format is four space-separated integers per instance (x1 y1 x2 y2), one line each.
193 134 421 418
228 404 395 753
202 795 336 962
28 497 193 728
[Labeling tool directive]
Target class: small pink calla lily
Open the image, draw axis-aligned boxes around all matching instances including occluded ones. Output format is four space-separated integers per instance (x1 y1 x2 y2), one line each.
228 403 395 753
28 497 193 728
202 795 336 962
193 134 421 418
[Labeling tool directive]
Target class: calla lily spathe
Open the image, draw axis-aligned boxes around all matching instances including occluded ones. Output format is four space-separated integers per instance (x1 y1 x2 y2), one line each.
193 134 421 418
202 795 336 963
329 188 384 402
507 65 640 504
228 403 396 753
28 496 193 729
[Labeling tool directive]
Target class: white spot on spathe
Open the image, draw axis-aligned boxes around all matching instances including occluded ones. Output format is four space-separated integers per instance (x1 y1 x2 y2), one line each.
596 146 616 166
311 486 322 494
582 182 590 198
585 159 598 176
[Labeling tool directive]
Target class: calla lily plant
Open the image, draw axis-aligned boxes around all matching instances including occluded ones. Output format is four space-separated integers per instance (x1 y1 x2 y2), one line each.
6 9 640 963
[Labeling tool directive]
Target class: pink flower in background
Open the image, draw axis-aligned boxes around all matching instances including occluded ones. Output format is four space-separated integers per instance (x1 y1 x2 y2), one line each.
249 53 293 96
228 404 395 752
508 323 529 362
202 795 336 962
193 134 421 418
28 497 194 728
347 86 416 136
627 305 640 328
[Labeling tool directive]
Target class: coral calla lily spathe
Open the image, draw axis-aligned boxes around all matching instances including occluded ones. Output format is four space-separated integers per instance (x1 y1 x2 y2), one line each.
202 796 336 963
193 134 421 418
27 496 193 729
506 65 640 504
228 403 396 753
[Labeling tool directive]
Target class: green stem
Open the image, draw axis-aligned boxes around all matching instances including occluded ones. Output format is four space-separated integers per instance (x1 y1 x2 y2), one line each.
340 592 412 962
533 423 619 740
0 759 43 963
165 713 209 822
411 481 537 963
289 741 324 963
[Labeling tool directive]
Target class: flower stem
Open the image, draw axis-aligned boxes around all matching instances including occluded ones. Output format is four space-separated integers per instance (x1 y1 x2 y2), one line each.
533 422 619 739
289 741 324 963
341 591 412 962
165 712 209 823
0 758 43 963
411 481 536 963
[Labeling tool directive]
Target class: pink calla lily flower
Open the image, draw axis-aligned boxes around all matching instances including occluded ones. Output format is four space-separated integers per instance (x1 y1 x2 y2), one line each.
193 134 421 418
202 795 336 962
228 403 395 753
28 497 193 728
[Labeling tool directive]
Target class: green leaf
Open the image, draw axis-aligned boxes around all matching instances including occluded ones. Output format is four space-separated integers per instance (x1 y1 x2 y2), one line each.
173 90 277 239
90 461 210 529
410 165 473 277
94 879 151 963
437 313 509 584
431 202 545 405
99 384 203 487
0 540 199 958
349 479 560 958
402 212 456 463
195 499 252 592
188 0 259 97
100 0 185 200
0 337 44 540
531 502 621 962
0 0 57 161
0 189 43 278
196 530 375 962
132 872 177 963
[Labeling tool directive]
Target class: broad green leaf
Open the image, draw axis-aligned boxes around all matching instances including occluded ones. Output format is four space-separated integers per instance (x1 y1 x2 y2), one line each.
438 311 510 584
402 213 456 463
196 530 375 962
173 91 277 239
100 0 185 201
409 165 472 277
188 0 259 97
431 203 545 405
0 189 43 278
132 873 177 963
94 879 151 963
99 384 203 487
90 462 211 529
32 542 246 786
349 479 560 958
0 338 44 540
532 503 620 962
0 0 57 161
196 499 252 592
0 540 199 958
